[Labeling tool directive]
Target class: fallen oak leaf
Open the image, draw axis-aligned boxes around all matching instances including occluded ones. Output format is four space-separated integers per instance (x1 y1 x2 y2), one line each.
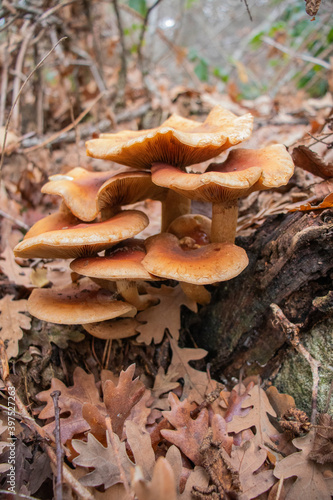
308 413 333 464
292 145 333 179
161 393 209 465
229 439 275 500
82 364 145 441
226 383 279 448
0 295 31 359
135 284 197 344
36 367 103 443
0 247 32 287
168 336 211 404
274 430 333 500
125 420 155 480
72 431 133 489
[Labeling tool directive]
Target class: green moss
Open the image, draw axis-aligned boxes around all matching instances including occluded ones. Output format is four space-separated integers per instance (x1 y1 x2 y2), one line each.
274 316 333 416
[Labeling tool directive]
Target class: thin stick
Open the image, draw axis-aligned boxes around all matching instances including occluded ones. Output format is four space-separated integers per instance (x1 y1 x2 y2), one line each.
0 38 10 127
0 37 67 180
4 379 94 500
112 0 127 104
51 391 63 500
271 303 321 424
262 36 331 70
23 90 106 153
242 0 253 21
137 0 164 71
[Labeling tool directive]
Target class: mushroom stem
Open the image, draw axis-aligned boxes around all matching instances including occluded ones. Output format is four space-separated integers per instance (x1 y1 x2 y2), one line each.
161 190 191 232
180 282 211 306
116 279 156 311
211 200 238 244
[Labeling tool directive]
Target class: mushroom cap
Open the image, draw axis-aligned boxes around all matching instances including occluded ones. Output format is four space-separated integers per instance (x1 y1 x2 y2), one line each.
151 144 294 202
71 238 158 281
141 233 248 285
83 318 140 339
86 106 253 169
97 170 167 212
41 167 114 221
13 210 149 259
167 214 211 246
27 279 136 325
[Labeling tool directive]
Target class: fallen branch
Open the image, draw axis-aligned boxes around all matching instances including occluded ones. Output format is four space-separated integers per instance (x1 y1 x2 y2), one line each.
270 303 321 424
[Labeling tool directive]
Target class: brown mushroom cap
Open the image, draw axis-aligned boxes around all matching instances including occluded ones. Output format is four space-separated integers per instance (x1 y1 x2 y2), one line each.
83 318 140 339
151 145 294 202
27 279 136 325
141 233 248 285
97 171 167 213
13 210 149 259
41 167 115 221
70 238 158 281
86 106 253 169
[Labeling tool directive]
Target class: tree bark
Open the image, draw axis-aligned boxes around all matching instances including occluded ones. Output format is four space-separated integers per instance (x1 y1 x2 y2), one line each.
185 209 333 382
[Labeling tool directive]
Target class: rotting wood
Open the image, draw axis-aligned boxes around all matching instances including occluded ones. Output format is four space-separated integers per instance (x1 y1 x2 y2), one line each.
185 209 333 381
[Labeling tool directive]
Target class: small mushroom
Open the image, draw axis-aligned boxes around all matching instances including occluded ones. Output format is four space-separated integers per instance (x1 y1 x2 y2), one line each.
167 214 212 305
27 279 136 325
141 233 248 286
151 145 294 243
13 210 149 259
70 239 160 310
83 318 140 340
86 106 254 169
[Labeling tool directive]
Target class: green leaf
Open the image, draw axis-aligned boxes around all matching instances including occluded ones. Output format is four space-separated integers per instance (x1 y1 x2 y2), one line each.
194 59 209 82
213 67 229 83
129 0 147 17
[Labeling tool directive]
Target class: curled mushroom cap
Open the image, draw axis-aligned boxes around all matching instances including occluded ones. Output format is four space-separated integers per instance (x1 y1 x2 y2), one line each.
28 279 136 325
97 170 166 214
41 167 115 221
141 233 248 285
152 145 294 202
13 210 149 259
71 239 157 281
86 106 253 169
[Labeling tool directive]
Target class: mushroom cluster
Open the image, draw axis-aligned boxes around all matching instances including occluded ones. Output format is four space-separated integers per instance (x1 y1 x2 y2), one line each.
14 105 294 336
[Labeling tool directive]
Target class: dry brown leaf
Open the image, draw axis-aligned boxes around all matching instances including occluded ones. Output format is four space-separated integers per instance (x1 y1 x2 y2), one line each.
29 268 49 287
161 393 209 465
37 367 102 443
230 439 275 500
127 389 152 432
83 364 145 440
226 383 279 447
72 431 133 489
266 386 296 419
133 456 177 500
308 414 333 464
125 420 155 480
274 430 333 500
135 285 197 344
0 247 32 287
168 337 211 404
292 145 333 179
0 295 31 359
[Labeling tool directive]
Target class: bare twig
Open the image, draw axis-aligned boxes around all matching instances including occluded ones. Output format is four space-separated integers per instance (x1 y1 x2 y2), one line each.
4 379 94 500
262 36 331 70
23 90 106 153
51 391 63 500
112 0 127 105
271 303 321 424
137 0 164 71
242 0 253 21
0 37 67 180
0 38 10 127
0 208 30 230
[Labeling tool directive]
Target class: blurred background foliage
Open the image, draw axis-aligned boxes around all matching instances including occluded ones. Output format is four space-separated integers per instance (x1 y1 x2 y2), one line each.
0 0 332 136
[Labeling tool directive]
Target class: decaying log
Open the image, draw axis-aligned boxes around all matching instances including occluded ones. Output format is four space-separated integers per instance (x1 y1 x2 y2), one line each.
186 209 333 383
